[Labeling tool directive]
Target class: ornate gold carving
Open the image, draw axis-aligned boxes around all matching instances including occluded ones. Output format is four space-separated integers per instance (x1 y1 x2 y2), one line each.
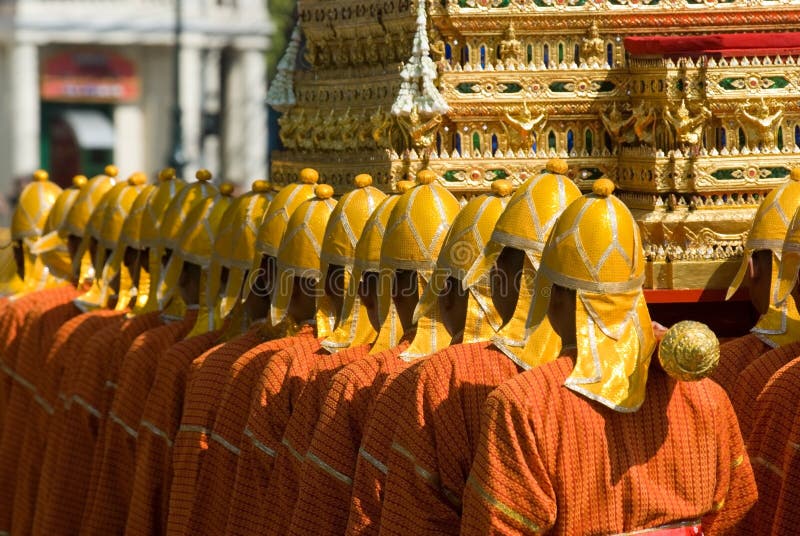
736 99 784 151
502 102 547 151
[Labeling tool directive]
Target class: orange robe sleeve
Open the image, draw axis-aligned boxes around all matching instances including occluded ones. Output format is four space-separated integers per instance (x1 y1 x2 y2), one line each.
166 325 267 536
123 329 222 536
379 342 522 536
345 359 420 536
462 358 756 535
262 344 370 535
729 340 800 442
710 333 771 395
738 356 800 532
80 310 198 536
184 331 316 536
31 312 128 536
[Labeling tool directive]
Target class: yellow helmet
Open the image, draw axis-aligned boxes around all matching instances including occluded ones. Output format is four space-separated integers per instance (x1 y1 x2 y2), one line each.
63 165 119 238
318 174 387 352
324 183 413 352
408 180 513 359
209 180 276 324
523 178 657 412
4 170 63 295
160 169 218 251
255 167 319 258
374 170 461 354
137 167 186 315
101 182 157 313
74 173 149 312
271 184 338 333
11 169 63 242
728 169 800 348
160 184 236 335
471 159 581 364
29 174 88 281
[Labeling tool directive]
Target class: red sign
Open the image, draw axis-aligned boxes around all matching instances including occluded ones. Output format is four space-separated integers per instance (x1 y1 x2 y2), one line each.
41 51 140 102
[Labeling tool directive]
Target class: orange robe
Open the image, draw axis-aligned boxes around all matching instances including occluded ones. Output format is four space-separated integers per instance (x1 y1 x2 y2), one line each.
280 336 411 536
22 309 123 536
183 330 317 536
737 355 800 533
123 328 222 536
166 324 273 536
214 336 321 535
33 311 162 536
260 343 371 535
379 342 522 536
710 333 771 395
0 290 81 535
79 309 199 536
345 360 423 536
460 357 757 535
0 285 77 421
729 340 800 442
766 406 800 535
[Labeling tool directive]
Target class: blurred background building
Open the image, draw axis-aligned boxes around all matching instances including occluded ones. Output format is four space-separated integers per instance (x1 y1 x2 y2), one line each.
0 0 273 203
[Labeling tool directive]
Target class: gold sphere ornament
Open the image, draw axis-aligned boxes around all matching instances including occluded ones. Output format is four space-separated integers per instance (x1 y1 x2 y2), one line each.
72 175 88 188
104 165 119 178
658 320 720 382
396 180 415 193
33 169 49 182
159 167 177 181
196 169 212 181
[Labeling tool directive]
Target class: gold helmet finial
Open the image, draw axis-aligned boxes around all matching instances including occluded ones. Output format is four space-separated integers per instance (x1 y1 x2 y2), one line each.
104 165 119 178
491 179 513 197
354 174 373 188
196 169 213 181
299 167 320 184
416 170 437 185
315 184 334 200
33 169 49 182
545 158 569 175
72 175 88 188
592 177 616 197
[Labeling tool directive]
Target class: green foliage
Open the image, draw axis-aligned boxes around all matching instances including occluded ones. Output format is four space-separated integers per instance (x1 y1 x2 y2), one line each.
267 0 296 80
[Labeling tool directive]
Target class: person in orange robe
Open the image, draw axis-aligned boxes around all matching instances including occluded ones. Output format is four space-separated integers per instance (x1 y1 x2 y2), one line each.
79 181 237 536
165 170 320 536
123 179 273 536
343 178 524 536
223 182 405 536
0 172 91 535
711 168 800 395
184 182 340 536
0 169 71 420
377 165 580 536
342 171 460 536
245 176 385 536
737 353 800 533
725 204 800 442
9 167 124 536
461 179 757 535
31 173 162 536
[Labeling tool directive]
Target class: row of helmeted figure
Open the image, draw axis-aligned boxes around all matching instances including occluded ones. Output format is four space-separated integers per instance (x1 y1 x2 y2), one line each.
0 157 793 535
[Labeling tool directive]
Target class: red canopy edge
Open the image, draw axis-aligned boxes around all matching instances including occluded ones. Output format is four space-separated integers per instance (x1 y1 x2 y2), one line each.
624 32 800 58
